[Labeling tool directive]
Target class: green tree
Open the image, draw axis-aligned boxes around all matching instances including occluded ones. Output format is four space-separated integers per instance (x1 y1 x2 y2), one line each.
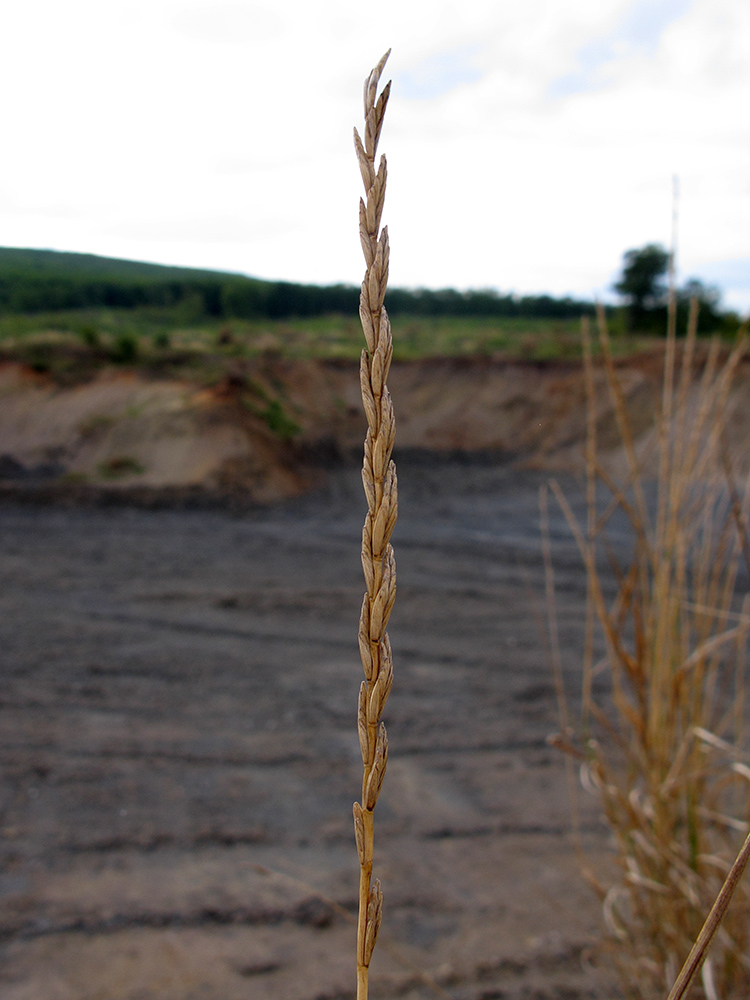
614 243 670 315
679 277 720 311
677 278 726 334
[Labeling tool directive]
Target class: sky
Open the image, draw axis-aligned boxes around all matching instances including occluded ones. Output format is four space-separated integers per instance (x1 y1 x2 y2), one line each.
1 0 749 311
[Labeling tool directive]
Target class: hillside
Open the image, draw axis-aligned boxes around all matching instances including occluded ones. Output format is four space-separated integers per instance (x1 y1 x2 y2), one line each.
1 348 748 505
0 247 233 281
0 247 594 320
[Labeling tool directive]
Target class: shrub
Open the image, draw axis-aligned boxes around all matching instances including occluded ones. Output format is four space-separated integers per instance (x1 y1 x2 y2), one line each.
109 331 138 363
96 456 145 479
77 323 100 348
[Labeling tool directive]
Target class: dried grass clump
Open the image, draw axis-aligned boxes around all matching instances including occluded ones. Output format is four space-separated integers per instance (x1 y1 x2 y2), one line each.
352 51 396 1000
553 302 750 999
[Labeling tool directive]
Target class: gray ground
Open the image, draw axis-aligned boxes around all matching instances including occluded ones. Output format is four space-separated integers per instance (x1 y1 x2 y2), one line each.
0 460 621 999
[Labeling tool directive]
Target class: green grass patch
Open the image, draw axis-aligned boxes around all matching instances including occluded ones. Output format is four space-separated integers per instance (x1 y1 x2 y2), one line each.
96 456 146 479
0 305 680 378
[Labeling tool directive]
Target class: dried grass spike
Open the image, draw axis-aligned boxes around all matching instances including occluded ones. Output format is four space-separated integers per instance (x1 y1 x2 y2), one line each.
352 50 395 1000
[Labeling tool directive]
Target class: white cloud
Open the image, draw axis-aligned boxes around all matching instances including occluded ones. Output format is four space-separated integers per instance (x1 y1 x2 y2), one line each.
398 46 483 101
0 0 747 311
169 2 286 44
549 0 694 97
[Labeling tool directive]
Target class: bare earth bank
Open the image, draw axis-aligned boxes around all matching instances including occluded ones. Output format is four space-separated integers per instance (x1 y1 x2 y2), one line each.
3 351 749 504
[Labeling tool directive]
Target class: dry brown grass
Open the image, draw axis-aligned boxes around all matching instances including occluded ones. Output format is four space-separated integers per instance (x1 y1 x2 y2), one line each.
551 302 750 999
352 51 396 1000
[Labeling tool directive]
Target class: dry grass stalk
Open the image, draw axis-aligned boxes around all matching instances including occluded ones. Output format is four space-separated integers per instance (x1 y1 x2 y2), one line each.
352 50 395 1000
666 828 750 1000
553 305 750 998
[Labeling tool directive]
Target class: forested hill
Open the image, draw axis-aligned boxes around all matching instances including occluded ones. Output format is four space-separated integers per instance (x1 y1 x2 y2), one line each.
0 246 594 320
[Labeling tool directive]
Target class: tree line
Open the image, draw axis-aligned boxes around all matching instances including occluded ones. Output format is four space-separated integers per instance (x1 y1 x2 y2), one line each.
0 246 734 332
0 248 593 320
614 243 732 333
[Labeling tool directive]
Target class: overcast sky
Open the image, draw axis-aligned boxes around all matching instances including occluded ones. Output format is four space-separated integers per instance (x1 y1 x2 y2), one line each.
1 0 748 311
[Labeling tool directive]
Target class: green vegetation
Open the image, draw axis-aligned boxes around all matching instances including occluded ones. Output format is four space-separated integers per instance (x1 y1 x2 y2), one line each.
0 246 595 322
96 456 146 479
238 379 302 441
614 243 670 312
110 330 139 363
0 247 739 382
614 243 733 335
0 306 668 377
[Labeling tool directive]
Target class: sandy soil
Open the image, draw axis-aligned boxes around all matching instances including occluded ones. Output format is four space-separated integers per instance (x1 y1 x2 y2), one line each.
5 351 750 509
0 355 579 506
0 459 624 1000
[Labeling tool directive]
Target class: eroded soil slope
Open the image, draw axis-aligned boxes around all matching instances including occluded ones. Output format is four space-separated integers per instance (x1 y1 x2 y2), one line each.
3 349 747 502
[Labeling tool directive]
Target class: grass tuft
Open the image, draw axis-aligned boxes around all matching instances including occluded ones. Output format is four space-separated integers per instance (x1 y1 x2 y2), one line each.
552 302 750 998
96 455 146 479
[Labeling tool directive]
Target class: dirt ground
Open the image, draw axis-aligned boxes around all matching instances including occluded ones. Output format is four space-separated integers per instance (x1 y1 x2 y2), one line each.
0 459 624 1000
